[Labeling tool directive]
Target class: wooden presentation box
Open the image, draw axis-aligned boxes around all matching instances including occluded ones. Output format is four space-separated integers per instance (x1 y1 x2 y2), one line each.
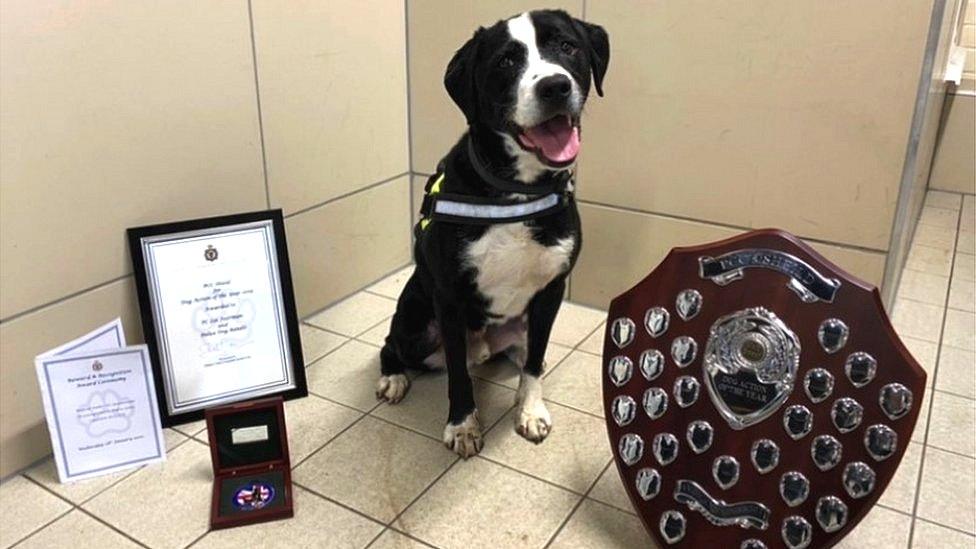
205 397 294 530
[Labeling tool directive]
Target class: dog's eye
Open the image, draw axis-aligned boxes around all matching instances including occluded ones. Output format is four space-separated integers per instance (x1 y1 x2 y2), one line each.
497 54 516 69
560 41 578 55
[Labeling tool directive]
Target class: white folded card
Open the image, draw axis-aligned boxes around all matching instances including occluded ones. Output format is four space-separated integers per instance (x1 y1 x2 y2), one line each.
35 319 167 482
38 317 127 359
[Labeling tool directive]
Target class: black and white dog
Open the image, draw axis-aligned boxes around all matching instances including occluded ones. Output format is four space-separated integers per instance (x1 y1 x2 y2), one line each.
377 10 608 457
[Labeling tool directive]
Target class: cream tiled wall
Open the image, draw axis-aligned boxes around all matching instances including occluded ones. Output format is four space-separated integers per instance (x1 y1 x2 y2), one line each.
929 1 976 194
408 0 939 308
573 202 889 308
960 0 976 90
929 94 976 194
882 0 963 309
0 0 410 476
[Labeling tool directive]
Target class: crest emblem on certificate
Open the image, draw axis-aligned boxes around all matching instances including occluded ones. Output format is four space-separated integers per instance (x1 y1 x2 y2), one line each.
204 245 219 262
602 229 925 548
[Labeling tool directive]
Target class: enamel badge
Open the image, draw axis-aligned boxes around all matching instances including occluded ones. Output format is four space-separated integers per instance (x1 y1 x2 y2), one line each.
233 482 276 511
602 229 925 549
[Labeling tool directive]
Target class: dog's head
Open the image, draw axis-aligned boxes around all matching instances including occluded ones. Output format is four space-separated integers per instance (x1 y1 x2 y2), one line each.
445 10 609 174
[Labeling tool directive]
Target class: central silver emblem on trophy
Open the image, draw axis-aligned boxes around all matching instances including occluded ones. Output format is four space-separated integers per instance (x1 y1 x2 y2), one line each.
704 307 800 430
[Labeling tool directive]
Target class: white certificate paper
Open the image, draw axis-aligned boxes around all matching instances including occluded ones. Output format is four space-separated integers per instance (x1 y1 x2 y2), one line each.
38 317 126 359
36 344 166 482
141 220 296 415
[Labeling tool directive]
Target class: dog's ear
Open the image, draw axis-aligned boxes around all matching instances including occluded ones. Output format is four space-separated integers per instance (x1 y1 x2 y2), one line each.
572 19 610 97
444 28 483 124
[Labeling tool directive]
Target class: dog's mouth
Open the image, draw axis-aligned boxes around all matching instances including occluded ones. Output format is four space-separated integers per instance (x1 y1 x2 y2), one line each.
511 114 580 168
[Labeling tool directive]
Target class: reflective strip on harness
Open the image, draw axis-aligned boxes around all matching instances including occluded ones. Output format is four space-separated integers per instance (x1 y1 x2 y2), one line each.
418 171 571 229
433 193 560 220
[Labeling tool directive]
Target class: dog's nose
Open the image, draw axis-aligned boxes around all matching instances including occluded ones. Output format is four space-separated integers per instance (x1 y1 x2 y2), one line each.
536 74 572 103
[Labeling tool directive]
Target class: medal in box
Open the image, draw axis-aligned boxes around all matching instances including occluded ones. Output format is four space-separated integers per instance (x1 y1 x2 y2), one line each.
205 397 293 529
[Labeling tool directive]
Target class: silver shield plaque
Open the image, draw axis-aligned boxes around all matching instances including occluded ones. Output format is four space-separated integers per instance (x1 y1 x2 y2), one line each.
703 307 800 430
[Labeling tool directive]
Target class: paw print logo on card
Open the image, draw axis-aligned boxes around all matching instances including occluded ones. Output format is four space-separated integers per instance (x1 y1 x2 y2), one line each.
77 390 135 437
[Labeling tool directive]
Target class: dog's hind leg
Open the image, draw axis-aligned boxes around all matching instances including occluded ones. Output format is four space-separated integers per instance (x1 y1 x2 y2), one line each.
421 328 490 369
377 346 411 404
377 273 436 404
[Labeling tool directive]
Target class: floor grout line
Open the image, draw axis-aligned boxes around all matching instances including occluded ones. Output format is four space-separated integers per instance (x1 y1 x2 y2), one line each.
377 527 441 549
182 528 211 549
930 387 976 401
894 294 956 308
361 529 387 549
473 454 587 497
19 455 145 510
305 309 396 340
17 473 157 549
301 390 372 416
298 261 407 323
905 197 963 548
290 401 381 471
542 455 613 548
920 443 976 461
303 337 358 370
291 480 391 529
74 506 153 549
6 506 74 549
364 410 447 445
379 456 461 544
912 515 976 538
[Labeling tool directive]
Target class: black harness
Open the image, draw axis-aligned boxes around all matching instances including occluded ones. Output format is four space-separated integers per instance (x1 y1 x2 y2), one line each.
418 137 573 228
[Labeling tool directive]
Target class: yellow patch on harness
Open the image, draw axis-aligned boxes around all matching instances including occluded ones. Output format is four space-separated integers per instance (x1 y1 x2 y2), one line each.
420 173 445 230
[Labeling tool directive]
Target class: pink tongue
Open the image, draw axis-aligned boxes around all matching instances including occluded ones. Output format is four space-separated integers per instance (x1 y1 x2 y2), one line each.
520 117 580 163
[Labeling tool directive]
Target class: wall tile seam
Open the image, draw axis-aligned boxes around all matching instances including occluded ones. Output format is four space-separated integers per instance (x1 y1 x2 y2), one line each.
576 198 891 255
0 173 412 326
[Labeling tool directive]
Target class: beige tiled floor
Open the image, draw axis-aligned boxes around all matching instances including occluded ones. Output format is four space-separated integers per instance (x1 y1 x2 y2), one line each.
892 191 976 548
2 191 973 548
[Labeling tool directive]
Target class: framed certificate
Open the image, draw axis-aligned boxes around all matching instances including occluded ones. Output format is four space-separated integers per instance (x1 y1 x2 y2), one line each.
128 210 306 426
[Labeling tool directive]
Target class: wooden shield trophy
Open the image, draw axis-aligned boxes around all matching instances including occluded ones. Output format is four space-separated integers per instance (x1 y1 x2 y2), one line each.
602 229 925 549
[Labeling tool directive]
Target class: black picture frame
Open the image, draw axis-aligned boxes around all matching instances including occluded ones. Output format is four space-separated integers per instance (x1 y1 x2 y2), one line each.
128 210 307 427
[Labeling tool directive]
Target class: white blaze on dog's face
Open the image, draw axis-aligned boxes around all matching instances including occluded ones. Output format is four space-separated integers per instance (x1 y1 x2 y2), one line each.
443 10 608 181
505 12 583 171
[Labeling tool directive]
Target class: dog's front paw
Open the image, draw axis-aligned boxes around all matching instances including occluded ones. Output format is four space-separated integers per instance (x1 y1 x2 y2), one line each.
515 399 552 443
375 374 410 404
443 411 483 458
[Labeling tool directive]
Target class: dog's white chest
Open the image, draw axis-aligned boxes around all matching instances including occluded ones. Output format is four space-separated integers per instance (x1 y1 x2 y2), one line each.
464 223 574 320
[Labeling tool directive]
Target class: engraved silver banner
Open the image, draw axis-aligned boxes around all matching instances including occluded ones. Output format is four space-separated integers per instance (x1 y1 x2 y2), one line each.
698 249 841 303
673 479 770 530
